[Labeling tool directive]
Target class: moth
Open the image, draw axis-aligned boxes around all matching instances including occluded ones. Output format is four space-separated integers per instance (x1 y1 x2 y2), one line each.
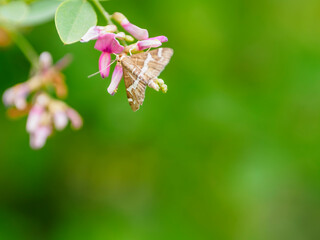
119 48 174 111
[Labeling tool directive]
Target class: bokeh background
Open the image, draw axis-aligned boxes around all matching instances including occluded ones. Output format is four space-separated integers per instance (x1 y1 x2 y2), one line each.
1 0 320 239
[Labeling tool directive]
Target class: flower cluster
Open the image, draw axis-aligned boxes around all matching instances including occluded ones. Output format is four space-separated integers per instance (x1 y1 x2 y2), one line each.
3 52 69 109
27 93 82 149
2 52 82 149
81 12 168 95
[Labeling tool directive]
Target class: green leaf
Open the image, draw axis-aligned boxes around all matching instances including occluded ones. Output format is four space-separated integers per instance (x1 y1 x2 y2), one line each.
0 1 29 25
21 0 61 27
55 0 97 44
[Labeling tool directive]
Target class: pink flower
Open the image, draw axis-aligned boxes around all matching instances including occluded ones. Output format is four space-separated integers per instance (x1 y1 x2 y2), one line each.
107 63 123 95
66 108 83 129
2 83 30 110
99 52 111 78
137 39 162 51
80 25 117 42
95 33 125 78
137 36 168 51
30 126 52 150
26 105 44 133
81 27 125 79
94 33 124 53
112 12 149 40
80 26 105 42
149 36 168 43
81 26 124 54
39 52 53 71
53 111 68 131
127 36 168 52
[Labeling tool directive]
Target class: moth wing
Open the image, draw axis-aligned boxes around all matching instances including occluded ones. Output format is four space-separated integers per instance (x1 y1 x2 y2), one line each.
123 67 147 112
121 48 174 111
129 48 174 81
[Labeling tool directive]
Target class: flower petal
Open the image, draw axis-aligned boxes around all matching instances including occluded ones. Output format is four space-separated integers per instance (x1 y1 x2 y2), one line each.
30 126 52 150
2 88 14 106
148 35 168 43
99 52 111 78
53 111 68 131
80 26 104 42
94 33 124 54
137 39 162 51
122 23 149 40
39 52 53 70
66 108 83 129
108 63 123 95
26 105 44 133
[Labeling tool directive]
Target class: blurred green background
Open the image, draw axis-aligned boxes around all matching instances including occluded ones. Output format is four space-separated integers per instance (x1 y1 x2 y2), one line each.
1 0 320 239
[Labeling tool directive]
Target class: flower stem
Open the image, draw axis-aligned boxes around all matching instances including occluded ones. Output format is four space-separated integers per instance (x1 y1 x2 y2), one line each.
91 0 113 25
10 31 39 70
90 0 127 46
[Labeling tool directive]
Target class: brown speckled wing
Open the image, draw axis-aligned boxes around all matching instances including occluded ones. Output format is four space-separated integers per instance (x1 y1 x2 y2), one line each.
121 48 174 112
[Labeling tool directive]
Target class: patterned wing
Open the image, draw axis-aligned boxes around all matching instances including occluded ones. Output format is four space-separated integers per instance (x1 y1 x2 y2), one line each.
123 67 147 112
121 48 174 111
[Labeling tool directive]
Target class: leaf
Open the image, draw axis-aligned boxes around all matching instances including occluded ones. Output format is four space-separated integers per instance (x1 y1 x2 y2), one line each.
55 0 97 44
0 1 29 24
21 0 61 27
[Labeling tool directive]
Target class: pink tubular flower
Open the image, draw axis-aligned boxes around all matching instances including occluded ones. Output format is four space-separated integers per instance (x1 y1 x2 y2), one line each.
87 32 124 79
112 12 149 40
149 36 168 43
26 105 44 133
53 111 68 131
107 63 123 95
30 126 52 150
127 36 168 52
99 52 111 78
2 83 30 110
137 39 162 51
80 26 105 42
39 52 53 71
94 33 124 53
80 25 117 42
66 108 83 129
137 36 168 51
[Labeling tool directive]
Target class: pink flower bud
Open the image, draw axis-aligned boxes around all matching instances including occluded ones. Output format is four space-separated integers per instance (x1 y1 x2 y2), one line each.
112 12 127 24
14 97 27 110
30 126 52 150
26 105 44 133
137 39 162 51
53 111 68 131
99 52 111 78
112 12 149 40
2 88 14 106
122 23 149 40
66 108 83 129
80 26 104 42
39 52 53 71
81 25 118 43
108 63 123 95
3 84 30 109
115 32 126 40
148 36 168 43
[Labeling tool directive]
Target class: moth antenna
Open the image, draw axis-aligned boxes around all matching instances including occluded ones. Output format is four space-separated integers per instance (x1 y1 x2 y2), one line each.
88 59 117 78
146 47 152 53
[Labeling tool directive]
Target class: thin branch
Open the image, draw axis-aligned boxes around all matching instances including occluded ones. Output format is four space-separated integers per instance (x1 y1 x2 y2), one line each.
10 31 39 70
91 0 113 25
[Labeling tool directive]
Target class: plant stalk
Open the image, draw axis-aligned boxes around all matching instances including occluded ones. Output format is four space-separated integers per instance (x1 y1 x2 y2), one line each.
91 0 113 25
10 31 39 70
